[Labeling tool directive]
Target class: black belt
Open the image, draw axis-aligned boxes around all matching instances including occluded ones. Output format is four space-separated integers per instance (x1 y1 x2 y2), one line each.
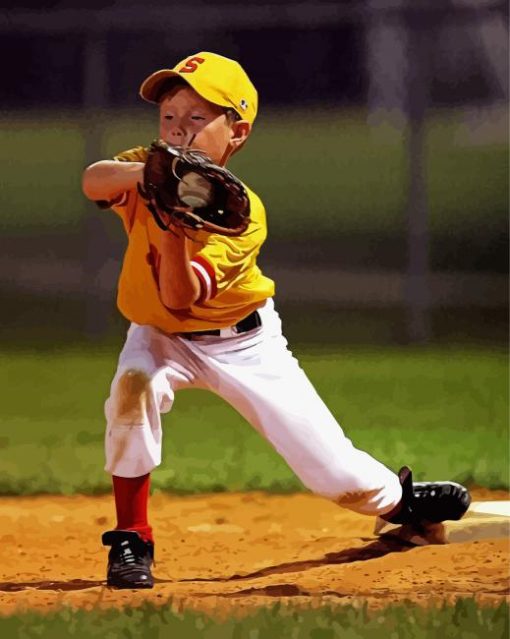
180 310 262 339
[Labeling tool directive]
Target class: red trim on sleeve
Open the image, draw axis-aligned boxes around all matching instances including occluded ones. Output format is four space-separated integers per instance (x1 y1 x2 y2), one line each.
191 255 218 300
191 263 209 303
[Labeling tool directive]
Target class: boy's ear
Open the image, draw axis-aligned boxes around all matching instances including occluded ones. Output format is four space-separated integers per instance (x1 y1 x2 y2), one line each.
230 120 251 150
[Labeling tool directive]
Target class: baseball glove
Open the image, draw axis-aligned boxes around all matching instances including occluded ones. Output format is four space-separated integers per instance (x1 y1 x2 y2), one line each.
137 140 250 236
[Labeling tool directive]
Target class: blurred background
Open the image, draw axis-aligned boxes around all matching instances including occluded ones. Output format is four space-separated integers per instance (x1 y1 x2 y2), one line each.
0 1 508 495
0 0 508 348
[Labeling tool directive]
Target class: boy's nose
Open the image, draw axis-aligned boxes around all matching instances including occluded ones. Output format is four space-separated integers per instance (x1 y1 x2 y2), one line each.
169 128 186 140
168 128 193 147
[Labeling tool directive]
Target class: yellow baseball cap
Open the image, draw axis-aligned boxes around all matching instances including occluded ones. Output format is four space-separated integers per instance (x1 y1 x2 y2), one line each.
139 52 258 124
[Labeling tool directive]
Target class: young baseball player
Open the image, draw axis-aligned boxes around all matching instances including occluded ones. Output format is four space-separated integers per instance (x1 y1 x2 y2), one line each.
82 52 471 589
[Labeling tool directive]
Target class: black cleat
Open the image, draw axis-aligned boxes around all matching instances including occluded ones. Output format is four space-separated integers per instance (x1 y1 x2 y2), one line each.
385 466 471 525
102 530 154 589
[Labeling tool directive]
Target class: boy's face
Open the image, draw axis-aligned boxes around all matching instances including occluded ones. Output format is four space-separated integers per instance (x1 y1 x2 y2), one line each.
159 85 250 165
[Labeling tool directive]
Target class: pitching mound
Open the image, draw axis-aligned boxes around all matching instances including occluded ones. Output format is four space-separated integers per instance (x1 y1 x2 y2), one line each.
0 489 508 617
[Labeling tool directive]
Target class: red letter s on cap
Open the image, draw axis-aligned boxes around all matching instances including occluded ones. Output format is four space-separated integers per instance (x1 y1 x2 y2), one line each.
179 57 205 73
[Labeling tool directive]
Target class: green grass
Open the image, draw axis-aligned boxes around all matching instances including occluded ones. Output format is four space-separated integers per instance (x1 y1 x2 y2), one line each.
0 108 507 240
0 599 507 638
0 345 507 495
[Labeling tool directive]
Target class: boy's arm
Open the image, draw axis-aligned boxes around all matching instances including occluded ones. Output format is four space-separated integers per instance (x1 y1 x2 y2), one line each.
159 232 201 310
81 160 144 203
82 154 199 310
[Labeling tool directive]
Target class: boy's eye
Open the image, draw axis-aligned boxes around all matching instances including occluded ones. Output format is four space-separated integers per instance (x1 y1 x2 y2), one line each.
164 115 173 120
191 116 205 121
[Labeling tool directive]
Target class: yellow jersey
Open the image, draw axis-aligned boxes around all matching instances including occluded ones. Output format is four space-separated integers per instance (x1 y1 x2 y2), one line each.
105 146 275 333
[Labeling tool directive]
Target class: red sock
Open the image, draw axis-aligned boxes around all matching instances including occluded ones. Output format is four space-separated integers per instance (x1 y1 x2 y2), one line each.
112 473 153 543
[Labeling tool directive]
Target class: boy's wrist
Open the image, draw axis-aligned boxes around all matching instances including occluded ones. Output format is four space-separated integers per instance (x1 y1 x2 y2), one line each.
160 227 186 245
82 160 145 202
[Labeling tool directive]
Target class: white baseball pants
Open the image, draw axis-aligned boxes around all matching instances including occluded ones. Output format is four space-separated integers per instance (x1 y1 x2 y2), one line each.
104 299 402 517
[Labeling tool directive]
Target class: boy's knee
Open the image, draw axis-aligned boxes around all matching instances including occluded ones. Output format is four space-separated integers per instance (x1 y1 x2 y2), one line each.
112 368 151 425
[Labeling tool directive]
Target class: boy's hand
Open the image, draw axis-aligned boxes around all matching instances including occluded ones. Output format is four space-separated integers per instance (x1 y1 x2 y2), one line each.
138 140 250 236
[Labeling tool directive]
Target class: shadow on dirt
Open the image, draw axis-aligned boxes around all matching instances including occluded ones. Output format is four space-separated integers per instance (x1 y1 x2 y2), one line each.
176 536 413 584
0 538 413 593
0 579 104 592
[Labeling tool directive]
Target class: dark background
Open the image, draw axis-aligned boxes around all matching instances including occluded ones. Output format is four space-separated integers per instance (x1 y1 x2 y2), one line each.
0 0 508 346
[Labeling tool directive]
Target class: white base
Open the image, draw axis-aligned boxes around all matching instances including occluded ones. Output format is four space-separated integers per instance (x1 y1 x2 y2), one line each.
468 501 510 517
374 501 510 545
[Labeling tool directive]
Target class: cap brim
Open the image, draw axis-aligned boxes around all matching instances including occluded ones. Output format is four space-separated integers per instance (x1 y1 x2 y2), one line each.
139 70 183 103
139 67 254 123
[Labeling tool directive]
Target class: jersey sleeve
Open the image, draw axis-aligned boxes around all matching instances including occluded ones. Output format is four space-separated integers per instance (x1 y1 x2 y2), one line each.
190 191 267 303
95 146 148 215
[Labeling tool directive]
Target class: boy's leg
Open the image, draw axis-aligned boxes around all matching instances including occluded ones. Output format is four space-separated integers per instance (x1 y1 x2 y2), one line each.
104 324 193 478
104 473 155 589
190 302 402 518
112 473 152 542
102 324 196 578
217 354 402 516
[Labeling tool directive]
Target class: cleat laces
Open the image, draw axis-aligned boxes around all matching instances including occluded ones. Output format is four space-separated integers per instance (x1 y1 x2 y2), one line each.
119 541 137 566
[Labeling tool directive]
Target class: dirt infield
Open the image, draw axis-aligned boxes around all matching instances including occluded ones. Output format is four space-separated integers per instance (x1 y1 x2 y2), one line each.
0 489 508 618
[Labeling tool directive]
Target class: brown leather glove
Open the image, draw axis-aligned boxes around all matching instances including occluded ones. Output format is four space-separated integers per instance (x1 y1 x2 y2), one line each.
138 140 250 236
